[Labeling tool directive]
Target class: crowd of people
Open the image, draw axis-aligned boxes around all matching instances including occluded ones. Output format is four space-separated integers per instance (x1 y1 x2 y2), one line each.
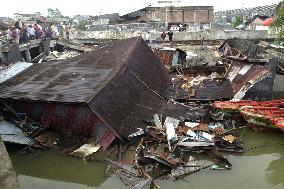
5 19 70 45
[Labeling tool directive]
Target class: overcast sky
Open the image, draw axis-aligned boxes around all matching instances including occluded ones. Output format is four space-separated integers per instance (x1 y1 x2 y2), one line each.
0 0 281 17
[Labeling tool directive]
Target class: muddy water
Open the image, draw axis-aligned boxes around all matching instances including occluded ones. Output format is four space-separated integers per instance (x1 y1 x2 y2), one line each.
6 75 284 189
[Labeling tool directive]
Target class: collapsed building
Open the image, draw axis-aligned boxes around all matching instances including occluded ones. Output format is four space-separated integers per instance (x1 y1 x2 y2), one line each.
154 39 277 102
219 39 277 100
0 37 204 149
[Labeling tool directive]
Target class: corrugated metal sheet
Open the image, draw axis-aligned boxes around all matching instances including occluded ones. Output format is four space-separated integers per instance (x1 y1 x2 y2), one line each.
0 120 34 145
1 38 173 139
0 62 33 84
88 38 175 138
154 49 175 67
89 71 205 138
219 39 266 59
170 76 233 101
0 38 142 103
182 66 226 77
0 38 203 140
226 60 277 100
11 102 103 137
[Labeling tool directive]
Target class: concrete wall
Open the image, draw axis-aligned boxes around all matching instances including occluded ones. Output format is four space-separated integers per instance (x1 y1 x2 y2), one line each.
0 138 19 189
73 30 276 42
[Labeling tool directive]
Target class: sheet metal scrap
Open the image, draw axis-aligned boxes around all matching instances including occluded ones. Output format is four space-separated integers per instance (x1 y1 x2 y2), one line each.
1 103 44 147
171 160 214 180
106 158 154 189
218 39 266 60
116 114 243 188
170 72 233 101
0 120 34 145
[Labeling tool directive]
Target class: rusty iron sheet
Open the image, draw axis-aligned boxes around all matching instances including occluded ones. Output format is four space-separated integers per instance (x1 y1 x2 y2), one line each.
154 49 175 67
1 38 173 139
169 76 233 101
0 37 151 103
219 39 266 59
97 129 116 150
225 60 276 100
182 66 226 77
89 74 205 138
8 101 106 138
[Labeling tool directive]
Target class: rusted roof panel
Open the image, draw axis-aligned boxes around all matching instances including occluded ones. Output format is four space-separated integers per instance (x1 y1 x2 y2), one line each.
170 77 233 101
0 38 142 103
225 60 276 100
154 49 175 67
87 39 203 138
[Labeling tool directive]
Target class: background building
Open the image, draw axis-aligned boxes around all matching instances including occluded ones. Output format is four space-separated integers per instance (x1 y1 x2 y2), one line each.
121 6 213 30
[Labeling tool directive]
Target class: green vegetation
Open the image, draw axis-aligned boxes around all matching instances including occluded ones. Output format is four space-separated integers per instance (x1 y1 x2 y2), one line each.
232 16 243 28
76 20 89 30
270 1 284 44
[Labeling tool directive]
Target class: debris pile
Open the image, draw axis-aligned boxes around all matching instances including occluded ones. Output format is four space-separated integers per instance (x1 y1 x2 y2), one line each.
170 72 233 101
212 99 284 131
107 113 244 189
44 50 81 61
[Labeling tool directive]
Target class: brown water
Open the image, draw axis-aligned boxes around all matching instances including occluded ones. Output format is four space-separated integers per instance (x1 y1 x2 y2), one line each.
7 130 284 189
6 75 284 189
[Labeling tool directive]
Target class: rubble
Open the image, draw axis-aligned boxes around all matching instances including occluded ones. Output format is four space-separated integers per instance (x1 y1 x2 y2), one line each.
0 37 283 188
106 112 243 188
44 50 81 61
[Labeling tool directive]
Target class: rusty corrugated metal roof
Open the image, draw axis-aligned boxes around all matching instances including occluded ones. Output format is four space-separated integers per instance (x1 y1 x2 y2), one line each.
0 38 142 103
225 61 273 100
170 76 233 101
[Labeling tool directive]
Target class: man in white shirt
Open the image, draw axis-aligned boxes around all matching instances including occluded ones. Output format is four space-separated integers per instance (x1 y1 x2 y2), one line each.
6 27 13 44
27 25 35 39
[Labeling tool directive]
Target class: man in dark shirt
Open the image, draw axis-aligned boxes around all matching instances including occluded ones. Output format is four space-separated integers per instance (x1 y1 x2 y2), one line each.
167 31 173 43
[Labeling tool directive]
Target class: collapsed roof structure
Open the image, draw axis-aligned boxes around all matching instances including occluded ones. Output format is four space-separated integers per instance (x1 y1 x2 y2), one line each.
219 39 277 100
0 37 204 148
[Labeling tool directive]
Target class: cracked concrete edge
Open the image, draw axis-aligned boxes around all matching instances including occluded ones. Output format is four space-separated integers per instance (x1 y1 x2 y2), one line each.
0 138 19 189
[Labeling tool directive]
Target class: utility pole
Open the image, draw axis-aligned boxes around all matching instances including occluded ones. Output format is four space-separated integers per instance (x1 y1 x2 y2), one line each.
158 1 173 30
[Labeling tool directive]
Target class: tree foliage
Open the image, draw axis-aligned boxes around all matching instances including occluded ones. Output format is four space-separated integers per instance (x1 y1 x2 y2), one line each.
232 16 243 28
270 1 284 44
76 20 89 30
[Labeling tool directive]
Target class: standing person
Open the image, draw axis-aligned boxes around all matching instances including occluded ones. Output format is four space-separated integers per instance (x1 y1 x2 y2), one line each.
6 27 13 44
161 31 166 43
45 25 52 39
34 23 43 38
11 26 20 44
19 25 29 44
65 26 70 39
167 31 173 43
51 24 59 38
15 19 23 30
27 25 35 39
